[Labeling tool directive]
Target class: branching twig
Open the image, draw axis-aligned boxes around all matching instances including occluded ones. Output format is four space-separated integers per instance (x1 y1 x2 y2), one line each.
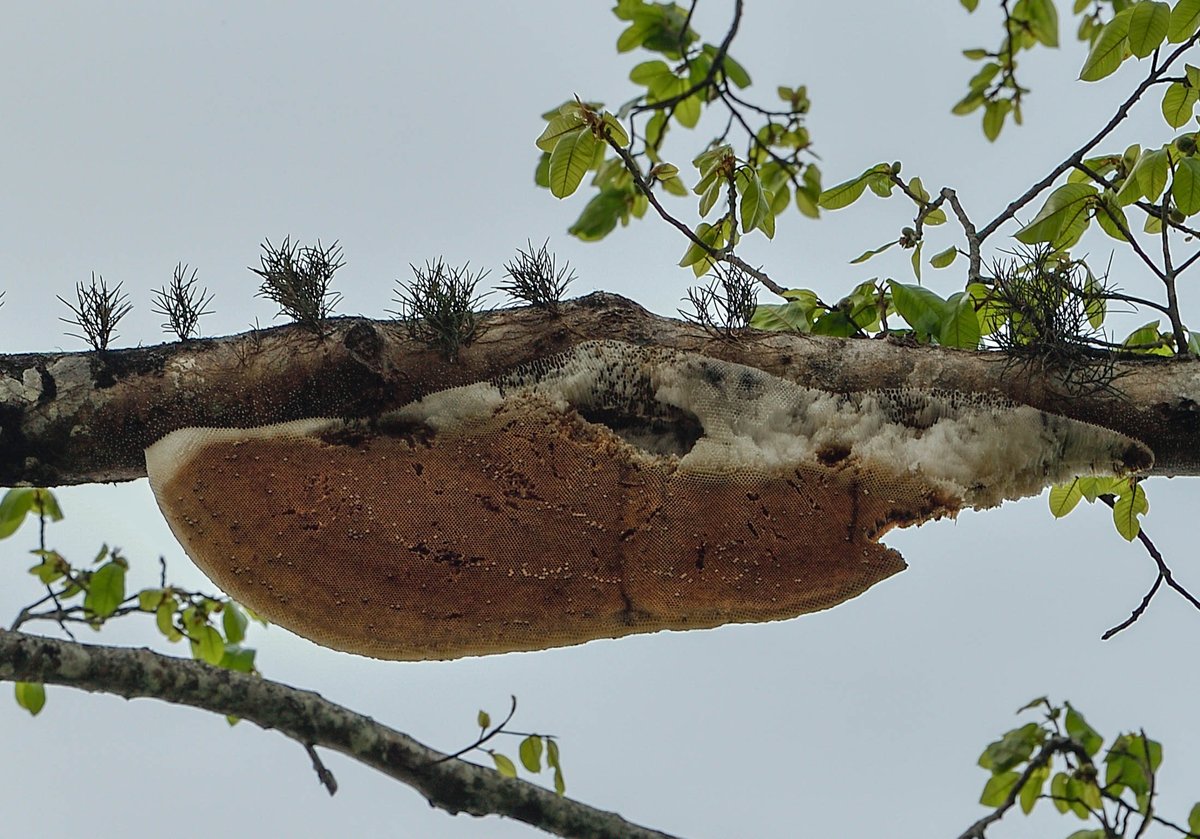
0 629 679 839
1099 494 1200 640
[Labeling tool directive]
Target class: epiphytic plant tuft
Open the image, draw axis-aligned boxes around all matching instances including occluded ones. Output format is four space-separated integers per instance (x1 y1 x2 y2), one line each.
152 262 215 341
58 273 133 352
392 259 489 360
251 237 344 335
680 263 758 339
498 240 576 314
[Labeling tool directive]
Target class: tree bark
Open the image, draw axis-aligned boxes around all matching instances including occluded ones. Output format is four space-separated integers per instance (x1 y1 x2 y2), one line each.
2 291 1198 486
0 627 680 839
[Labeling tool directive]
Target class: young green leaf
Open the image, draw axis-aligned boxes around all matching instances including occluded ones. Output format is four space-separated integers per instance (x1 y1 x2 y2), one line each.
1065 704 1104 757
14 682 46 716
850 240 898 264
1049 480 1085 517
939 293 982 349
535 113 585 153
0 488 38 540
888 280 948 338
930 246 958 268
491 753 518 778
1019 764 1049 814
1112 482 1149 540
548 129 599 199
1128 1 1170 58
192 625 226 666
1014 183 1097 246
223 602 249 646
84 561 127 619
818 175 869 210
1079 13 1131 81
1173 156 1200 214
980 771 1021 806
1160 81 1198 127
477 710 491 730
519 735 544 773
1168 0 1200 42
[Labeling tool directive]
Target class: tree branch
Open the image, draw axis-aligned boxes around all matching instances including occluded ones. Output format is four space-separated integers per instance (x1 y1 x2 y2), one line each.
0 627 681 839
4 293 1200 485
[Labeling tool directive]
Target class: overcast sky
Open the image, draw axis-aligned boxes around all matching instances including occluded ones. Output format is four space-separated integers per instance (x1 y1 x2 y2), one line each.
2 3 1199 838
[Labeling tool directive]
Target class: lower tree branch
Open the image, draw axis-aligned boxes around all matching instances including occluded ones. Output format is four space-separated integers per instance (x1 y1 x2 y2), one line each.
0 628 680 839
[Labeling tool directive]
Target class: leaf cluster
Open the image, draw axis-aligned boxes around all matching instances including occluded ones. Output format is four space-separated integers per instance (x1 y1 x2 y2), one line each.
972 697 1200 838
1049 476 1149 540
470 704 566 797
3 488 263 719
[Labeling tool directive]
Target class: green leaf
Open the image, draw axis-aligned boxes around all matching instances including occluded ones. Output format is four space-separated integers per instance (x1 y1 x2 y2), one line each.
930 246 959 268
675 94 702 128
850 240 898 264
1084 269 1107 327
1094 194 1131 241
535 113 585 153
219 645 256 672
1027 0 1060 47
1049 480 1085 517
156 599 182 642
1136 147 1171 201
569 188 628 241
1020 764 1049 814
739 171 771 236
818 175 869 210
192 625 226 666
14 682 46 716
138 588 165 611
939 294 981 349
84 561 126 619
629 59 674 92
983 99 1010 141
30 490 63 522
1173 156 1200 214
1080 13 1131 81
1051 772 1071 813
1128 1 1170 57
980 771 1021 806
888 281 948 338
477 710 491 729
1065 704 1104 757
1112 482 1149 540
546 739 565 794
519 735 544 773
911 240 923 281
1160 80 1198 127
750 297 819 332
0 488 38 539
548 129 599 199
961 0 980 10
1188 801 1200 834
1015 183 1097 246
492 753 518 778
600 113 629 147
1168 0 1200 42
223 602 248 645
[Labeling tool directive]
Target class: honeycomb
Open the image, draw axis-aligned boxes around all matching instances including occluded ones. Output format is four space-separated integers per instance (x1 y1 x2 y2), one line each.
146 341 1151 659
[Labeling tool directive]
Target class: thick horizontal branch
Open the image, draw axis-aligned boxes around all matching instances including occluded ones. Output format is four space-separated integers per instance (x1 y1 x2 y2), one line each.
0 628 679 839
2 292 1199 485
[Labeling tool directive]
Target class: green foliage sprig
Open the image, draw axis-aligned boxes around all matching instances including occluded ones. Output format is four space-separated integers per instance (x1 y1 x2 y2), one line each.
2 487 263 719
436 697 566 797
965 697 1200 838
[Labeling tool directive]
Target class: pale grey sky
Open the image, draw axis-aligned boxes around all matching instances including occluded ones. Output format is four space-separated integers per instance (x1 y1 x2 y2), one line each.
2 3 1198 838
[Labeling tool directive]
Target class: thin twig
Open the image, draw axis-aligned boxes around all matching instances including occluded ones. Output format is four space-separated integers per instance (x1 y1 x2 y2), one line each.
305 743 338 796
